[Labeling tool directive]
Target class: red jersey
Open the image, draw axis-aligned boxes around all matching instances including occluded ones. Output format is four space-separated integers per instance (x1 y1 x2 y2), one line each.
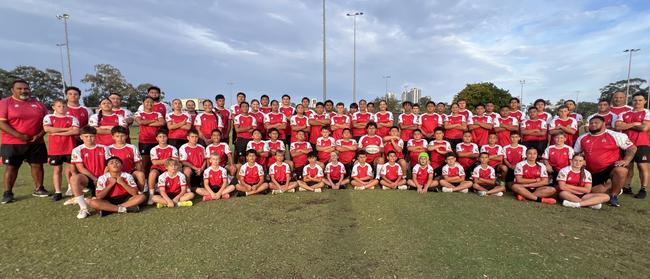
303 164 324 178
442 163 465 178
336 139 357 164
514 161 548 180
325 162 346 181
380 163 403 181
444 114 469 140
246 140 269 165
351 162 373 179
383 138 404 159
194 112 223 138
150 145 179 171
458 109 473 120
617 109 650 146
428 140 452 169
290 141 312 167
135 111 163 144
494 116 518 146
609 105 632 116
587 112 617 129
215 107 231 136
542 145 574 172
88 113 127 145
398 113 420 141
264 112 288 139
96 172 138 198
290 115 311 143
407 139 428 164
358 135 383 163
233 114 256 140
265 139 285 167
575 130 633 173
308 113 329 143
230 104 241 119
179 143 205 168
456 142 479 170
471 115 493 146
203 166 227 186
269 162 291 183
66 105 93 128
556 166 592 187
279 106 295 139
71 144 111 177
352 111 374 137
549 117 578 146
472 165 496 181
373 112 394 137
205 142 232 167
412 164 433 185
157 172 186 195
238 163 265 185
503 144 527 167
112 108 133 122
108 144 141 173
0 97 48 144
419 113 443 136
330 114 350 140
509 110 525 121
43 114 79 155
316 137 336 163
137 102 171 119
250 111 266 134
165 112 192 140
259 106 272 114
480 144 505 168
520 119 547 142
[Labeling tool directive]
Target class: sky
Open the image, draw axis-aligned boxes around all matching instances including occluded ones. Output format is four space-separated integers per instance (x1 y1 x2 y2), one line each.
1 0 650 107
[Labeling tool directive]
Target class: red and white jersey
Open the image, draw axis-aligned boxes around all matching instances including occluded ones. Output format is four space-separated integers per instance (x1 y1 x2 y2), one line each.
542 145 574 172
472 165 496 180
194 112 224 138
205 142 231 167
215 107 231 135
531 111 553 123
150 145 179 171
373 111 394 137
71 144 111 177
471 114 493 146
569 112 583 123
419 113 443 136
398 113 420 141
66 105 93 128
412 164 434 185
137 102 171 117
486 112 499 123
290 114 310 142
203 166 228 186
383 137 405 159
89 113 127 145
494 116 518 146
442 163 465 178
520 119 547 142
359 134 383 162
316 137 336 163
259 106 272 114
265 139 285 166
444 114 469 140
157 171 186 195
238 163 265 185
308 113 329 143
381 163 403 181
556 166 592 187
134 111 163 144
304 109 315 118
303 164 324 178
481 144 505 168
108 144 141 173
351 162 373 178
335 138 357 164
514 161 548 180
247 140 269 165
509 110 525 121
458 109 474 120
587 112 617 129
165 112 192 140
250 111 266 133
179 143 205 168
575 130 633 173
407 138 429 164
0 96 47 144
330 114 351 140
428 140 452 169
43 114 79 155
325 162 346 181
549 117 578 146
233 114 257 140
96 172 138 198
456 142 479 170
279 106 295 119
269 162 291 183
230 104 241 119
617 109 650 146
112 108 134 121
290 141 312 167
352 111 374 137
609 105 632 116
264 112 288 139
504 144 527 166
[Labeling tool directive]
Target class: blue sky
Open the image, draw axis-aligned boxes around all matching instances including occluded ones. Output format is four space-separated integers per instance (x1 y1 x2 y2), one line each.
1 0 649 107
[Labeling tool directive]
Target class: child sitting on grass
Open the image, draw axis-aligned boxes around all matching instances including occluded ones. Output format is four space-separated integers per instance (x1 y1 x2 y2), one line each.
379 151 407 190
153 158 194 208
472 152 504 197
351 151 379 190
88 156 145 216
197 153 235 201
407 152 438 193
439 152 473 193
297 153 325 192
269 152 297 194
235 150 269 196
324 152 349 190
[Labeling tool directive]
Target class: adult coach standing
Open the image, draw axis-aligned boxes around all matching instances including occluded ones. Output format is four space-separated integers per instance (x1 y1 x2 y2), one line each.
137 86 171 116
0 80 50 203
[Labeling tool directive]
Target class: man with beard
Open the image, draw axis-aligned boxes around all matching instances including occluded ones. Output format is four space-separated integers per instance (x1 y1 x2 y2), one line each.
0 80 50 203
137 86 171 116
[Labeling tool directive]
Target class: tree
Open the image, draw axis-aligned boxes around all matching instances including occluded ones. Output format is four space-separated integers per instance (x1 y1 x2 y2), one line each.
0 66 64 107
599 78 647 104
452 82 513 111
576 101 598 118
371 95 401 115
81 64 144 112
417 96 432 109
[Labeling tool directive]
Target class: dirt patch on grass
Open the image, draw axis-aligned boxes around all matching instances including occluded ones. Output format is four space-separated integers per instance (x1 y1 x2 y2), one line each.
304 198 333 205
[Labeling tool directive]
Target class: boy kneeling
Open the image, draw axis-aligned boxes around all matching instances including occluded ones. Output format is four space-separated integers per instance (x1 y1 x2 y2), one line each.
89 156 145 216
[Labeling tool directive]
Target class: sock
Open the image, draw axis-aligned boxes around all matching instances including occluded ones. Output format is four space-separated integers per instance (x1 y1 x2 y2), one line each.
117 206 127 213
76 196 88 210
375 164 384 179
535 197 542 202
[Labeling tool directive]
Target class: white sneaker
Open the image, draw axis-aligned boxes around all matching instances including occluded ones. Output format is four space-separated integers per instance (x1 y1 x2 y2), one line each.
76 209 90 219
382 186 390 190
441 187 453 193
562 200 581 208
271 190 282 195
354 186 365 190
460 189 469 193
147 196 154 205
314 188 322 193
494 192 504 197
64 184 73 196
63 197 77 206
82 188 89 193
590 203 602 210
397 185 408 190
287 189 295 193
478 191 487 197
298 187 306 192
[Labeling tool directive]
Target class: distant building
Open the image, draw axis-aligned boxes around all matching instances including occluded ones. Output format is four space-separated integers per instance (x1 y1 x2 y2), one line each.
386 91 396 99
401 87 422 103
309 98 318 109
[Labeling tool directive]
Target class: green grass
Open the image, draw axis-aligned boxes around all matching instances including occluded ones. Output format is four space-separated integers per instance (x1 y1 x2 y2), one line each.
1 130 649 278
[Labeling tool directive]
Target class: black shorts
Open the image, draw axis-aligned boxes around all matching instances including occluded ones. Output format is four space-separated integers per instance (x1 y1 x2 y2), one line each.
48 155 71 166
505 168 515 182
81 174 96 197
293 166 305 180
634 145 650 163
187 173 203 188
447 138 462 149
0 143 48 166
343 162 354 176
105 195 130 205
592 165 616 186
306 181 319 186
168 139 187 150
209 185 222 192
138 143 157 156
234 137 251 162
433 165 444 177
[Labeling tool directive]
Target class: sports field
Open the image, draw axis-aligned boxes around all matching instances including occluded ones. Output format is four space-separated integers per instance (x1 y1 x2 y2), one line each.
1 131 649 278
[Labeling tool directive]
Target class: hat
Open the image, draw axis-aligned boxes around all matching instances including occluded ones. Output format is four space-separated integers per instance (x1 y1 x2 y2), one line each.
418 152 429 161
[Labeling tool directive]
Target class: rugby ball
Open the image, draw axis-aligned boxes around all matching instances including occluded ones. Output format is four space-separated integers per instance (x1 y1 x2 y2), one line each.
365 145 380 154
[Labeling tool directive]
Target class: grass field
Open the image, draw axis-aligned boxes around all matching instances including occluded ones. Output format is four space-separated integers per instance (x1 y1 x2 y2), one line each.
1 130 650 278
